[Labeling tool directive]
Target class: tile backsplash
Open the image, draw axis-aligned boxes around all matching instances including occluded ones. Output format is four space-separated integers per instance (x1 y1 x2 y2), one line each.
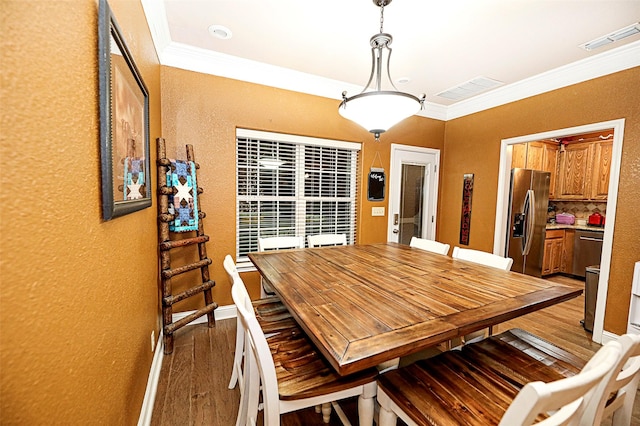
548 201 607 220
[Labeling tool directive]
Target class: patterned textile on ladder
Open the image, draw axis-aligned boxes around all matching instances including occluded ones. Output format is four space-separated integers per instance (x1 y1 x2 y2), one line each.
167 160 199 232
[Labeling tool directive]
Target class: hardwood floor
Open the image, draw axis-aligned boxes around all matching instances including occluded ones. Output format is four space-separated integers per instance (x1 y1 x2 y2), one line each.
150 274 639 425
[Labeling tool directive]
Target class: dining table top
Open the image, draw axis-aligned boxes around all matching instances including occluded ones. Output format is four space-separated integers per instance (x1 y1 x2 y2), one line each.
248 242 582 376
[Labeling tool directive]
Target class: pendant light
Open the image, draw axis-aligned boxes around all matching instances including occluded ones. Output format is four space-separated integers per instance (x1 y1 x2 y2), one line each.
338 0 425 141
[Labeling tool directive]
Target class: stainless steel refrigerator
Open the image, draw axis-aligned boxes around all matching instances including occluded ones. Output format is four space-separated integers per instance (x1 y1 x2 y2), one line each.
506 168 550 277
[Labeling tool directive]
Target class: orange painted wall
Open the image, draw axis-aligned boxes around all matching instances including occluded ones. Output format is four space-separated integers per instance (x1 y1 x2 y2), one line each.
1 0 637 421
438 67 640 335
0 0 161 423
160 66 445 305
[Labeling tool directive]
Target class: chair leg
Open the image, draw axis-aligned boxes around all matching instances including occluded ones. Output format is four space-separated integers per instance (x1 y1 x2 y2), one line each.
358 382 377 426
321 402 331 423
229 317 244 389
235 352 249 426
378 407 397 426
244 352 261 426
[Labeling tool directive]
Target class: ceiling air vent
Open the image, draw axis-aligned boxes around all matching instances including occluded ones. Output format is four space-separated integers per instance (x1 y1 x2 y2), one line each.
579 22 640 51
436 76 504 101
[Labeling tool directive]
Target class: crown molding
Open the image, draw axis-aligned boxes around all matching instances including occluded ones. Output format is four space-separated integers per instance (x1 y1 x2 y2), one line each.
140 0 172 55
142 1 638 122
160 42 449 121
445 40 640 120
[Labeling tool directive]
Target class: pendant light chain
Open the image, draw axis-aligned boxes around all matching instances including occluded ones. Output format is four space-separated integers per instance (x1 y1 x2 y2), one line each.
379 2 385 33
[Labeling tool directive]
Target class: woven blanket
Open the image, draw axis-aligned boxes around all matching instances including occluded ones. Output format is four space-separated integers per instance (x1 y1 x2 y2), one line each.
124 158 145 200
167 160 199 232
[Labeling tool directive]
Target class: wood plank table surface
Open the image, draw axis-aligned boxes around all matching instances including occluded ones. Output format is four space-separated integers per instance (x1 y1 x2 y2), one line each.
248 242 582 376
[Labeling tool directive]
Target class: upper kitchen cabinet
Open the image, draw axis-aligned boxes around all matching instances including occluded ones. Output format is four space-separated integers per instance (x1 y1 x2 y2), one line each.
543 142 558 199
557 141 592 199
590 140 613 200
555 133 613 201
511 141 558 198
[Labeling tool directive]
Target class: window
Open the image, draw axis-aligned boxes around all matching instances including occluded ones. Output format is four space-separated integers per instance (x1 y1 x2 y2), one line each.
236 129 360 268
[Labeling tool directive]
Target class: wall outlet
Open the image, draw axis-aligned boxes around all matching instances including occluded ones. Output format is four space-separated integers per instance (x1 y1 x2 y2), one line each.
372 207 385 217
151 330 156 352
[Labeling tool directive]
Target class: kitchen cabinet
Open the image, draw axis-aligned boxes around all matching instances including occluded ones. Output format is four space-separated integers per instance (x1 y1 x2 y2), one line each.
555 140 611 200
511 143 527 169
590 140 612 200
542 229 564 276
562 229 574 273
543 143 558 199
511 141 558 198
556 142 592 199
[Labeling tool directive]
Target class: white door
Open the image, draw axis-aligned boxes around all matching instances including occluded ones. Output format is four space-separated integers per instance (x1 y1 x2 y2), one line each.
387 144 440 244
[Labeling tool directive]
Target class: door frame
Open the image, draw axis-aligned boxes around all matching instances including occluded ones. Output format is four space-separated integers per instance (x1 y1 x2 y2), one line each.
492 119 626 344
387 144 441 243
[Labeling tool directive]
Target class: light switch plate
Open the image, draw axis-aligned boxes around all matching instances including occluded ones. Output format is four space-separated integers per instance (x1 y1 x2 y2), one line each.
372 207 385 217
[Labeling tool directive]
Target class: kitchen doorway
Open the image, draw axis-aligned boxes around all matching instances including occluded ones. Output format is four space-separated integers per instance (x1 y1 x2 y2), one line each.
387 144 440 244
492 119 625 345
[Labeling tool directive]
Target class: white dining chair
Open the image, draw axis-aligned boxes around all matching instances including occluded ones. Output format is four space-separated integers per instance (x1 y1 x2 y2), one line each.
452 246 514 344
581 333 640 426
223 255 296 395
231 271 377 426
307 233 347 248
257 236 304 298
376 339 622 426
409 236 450 255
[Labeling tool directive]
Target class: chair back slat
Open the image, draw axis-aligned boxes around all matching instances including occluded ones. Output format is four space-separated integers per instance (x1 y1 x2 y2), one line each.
409 237 450 255
307 234 347 248
258 236 304 252
453 246 513 271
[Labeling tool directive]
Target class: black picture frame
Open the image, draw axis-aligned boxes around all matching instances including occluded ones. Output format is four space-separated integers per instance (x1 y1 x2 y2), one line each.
367 169 385 201
98 0 151 220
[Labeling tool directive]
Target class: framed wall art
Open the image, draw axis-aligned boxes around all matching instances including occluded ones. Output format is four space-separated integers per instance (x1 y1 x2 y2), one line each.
98 0 151 220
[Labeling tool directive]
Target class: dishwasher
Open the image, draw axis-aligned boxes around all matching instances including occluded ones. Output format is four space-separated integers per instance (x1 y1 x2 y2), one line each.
572 230 604 278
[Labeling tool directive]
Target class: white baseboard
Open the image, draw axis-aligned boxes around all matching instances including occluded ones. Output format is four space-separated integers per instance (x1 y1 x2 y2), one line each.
137 304 237 425
137 333 164 426
172 304 237 323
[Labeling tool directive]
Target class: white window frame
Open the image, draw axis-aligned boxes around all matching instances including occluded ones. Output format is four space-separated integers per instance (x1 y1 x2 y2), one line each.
235 128 361 271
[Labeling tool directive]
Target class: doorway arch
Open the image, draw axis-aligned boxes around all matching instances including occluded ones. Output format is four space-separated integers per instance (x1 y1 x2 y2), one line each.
492 119 625 344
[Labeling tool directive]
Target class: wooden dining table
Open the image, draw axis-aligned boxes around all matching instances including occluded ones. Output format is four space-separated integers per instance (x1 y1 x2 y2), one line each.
248 242 582 376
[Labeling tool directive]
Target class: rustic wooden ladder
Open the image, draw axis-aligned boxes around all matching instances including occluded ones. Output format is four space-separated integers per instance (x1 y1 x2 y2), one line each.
156 138 217 354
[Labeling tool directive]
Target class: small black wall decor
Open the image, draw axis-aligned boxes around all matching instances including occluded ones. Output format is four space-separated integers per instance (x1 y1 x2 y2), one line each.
459 173 474 245
368 168 386 201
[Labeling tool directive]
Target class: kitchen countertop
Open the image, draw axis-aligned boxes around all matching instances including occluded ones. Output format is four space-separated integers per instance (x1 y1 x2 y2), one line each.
546 224 605 232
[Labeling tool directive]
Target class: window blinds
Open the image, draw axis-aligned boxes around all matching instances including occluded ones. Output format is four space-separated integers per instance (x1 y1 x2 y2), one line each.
236 129 361 266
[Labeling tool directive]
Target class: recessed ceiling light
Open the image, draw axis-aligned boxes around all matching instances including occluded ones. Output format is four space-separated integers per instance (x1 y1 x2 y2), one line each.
396 77 411 85
579 22 640 51
208 25 232 40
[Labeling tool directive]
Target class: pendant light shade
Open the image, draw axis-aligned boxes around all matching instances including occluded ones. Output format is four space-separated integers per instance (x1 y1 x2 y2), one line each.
339 91 423 139
338 0 425 141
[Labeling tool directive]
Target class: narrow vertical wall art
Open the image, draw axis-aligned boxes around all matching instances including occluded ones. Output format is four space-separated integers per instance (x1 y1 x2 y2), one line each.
459 173 474 245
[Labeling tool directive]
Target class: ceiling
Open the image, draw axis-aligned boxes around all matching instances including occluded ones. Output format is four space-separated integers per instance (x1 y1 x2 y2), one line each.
142 0 640 120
